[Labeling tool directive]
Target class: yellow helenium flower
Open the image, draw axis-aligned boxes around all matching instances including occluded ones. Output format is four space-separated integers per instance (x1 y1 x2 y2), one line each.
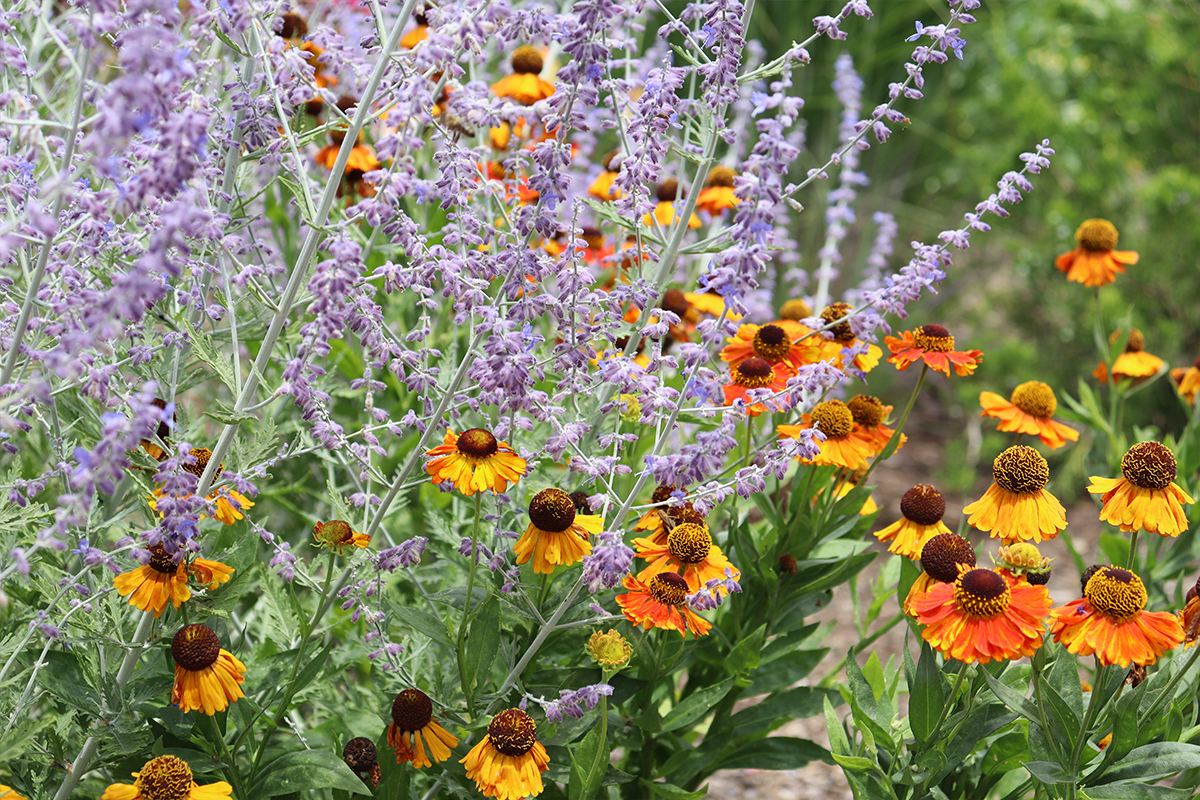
491 46 554 105
1087 442 1194 537
979 381 1079 450
102 754 231 800
170 624 246 716
113 544 233 618
963 446 1067 543
387 688 459 768
1055 218 1138 288
424 428 527 496
633 522 740 593
513 488 604 574
874 484 952 559
461 709 550 800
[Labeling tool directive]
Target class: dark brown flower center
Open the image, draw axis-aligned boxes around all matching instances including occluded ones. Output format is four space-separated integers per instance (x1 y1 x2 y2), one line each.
819 302 856 343
1120 442 1176 490
150 397 174 448
343 737 378 771
171 624 221 672
913 324 955 353
529 488 577 533
1085 567 1147 620
278 12 308 39
602 150 621 173
1080 564 1103 596
707 165 735 187
148 544 179 575
391 688 433 732
1076 218 1119 251
661 289 692 319
581 227 604 251
1011 381 1057 418
954 569 1011 618
920 533 976 583
183 448 221 478
752 324 792 361
648 572 690 606
667 504 706 527
652 483 679 505
992 445 1049 494
733 357 775 389
457 428 499 459
901 484 946 526
488 709 537 756
656 179 682 203
667 523 712 564
510 45 544 75
133 755 194 800
847 395 885 428
810 400 854 438
779 299 812 321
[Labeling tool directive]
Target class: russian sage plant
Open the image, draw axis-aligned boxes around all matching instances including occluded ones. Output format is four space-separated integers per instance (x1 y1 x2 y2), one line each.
8 1 1192 799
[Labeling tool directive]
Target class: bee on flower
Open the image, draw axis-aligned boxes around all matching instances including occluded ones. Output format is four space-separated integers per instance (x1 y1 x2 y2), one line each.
819 302 882 373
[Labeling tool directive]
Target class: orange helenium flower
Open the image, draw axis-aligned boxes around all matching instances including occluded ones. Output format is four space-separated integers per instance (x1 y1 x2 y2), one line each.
491 46 554 105
388 688 459 768
963 445 1067 543
818 302 881 373
1093 328 1164 383
778 400 873 470
425 428 527 496
1171 356 1200 406
617 572 712 638
845 394 906 458
885 324 983 378
633 484 706 546
723 357 792 416
514 488 604 574
1087 441 1194 537
400 11 429 49
1055 218 1137 288
979 381 1079 449
911 567 1051 664
113 545 234 618
874 484 952 559
102 754 231 800
461 709 550 800
695 165 739 215
313 520 370 552
633 522 740 592
644 179 702 229
720 322 829 372
1050 566 1182 667
170 624 246 716
148 448 255 526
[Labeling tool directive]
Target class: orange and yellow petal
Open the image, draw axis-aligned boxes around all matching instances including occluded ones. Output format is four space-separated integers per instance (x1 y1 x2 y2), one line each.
461 738 550 800
696 185 739 215
874 518 952 559
962 483 1067 543
189 559 234 590
171 650 247 715
615 575 712 638
114 563 190 618
903 571 938 617
979 392 1079 449
0 786 29 800
1087 476 1194 537
1050 600 1182 667
211 491 253 525
491 73 555 105
588 170 621 201
514 523 594 574
644 202 702 229
1055 247 1137 288
911 580 1050 664
1111 350 1164 381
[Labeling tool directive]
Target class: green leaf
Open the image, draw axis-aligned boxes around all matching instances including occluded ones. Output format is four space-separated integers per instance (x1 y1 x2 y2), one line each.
909 640 945 744
251 750 373 798
981 664 1040 724
715 737 831 771
661 678 735 732
746 647 828 695
726 624 766 675
639 779 708 799
568 716 608 800
463 595 501 696
1099 742 1200 784
1083 786 1197 800
941 706 1019 781
823 695 850 756
729 686 837 735
830 753 876 772
861 651 886 702
1022 760 1075 784
844 656 894 751
405 606 455 649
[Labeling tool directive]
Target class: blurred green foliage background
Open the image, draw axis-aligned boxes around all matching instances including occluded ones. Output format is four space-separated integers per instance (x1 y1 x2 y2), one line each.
742 0 1199 497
